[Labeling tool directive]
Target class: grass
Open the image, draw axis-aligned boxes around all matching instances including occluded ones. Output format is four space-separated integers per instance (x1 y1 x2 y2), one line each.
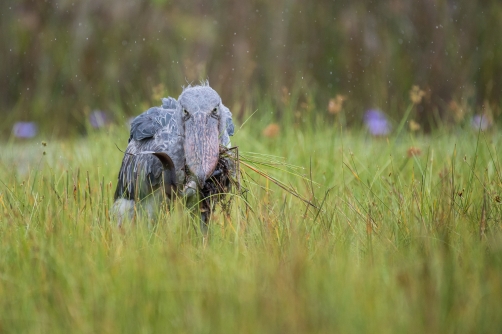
0 117 501 333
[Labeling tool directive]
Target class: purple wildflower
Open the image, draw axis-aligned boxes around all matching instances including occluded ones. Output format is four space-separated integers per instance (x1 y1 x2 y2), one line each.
471 114 490 131
12 122 38 138
364 109 391 136
89 110 109 128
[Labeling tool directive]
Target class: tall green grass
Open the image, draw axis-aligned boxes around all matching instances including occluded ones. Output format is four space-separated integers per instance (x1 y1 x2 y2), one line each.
0 119 501 333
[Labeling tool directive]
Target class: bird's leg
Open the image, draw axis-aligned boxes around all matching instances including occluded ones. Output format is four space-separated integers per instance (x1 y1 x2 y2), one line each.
199 208 210 236
200 208 211 248
182 175 208 236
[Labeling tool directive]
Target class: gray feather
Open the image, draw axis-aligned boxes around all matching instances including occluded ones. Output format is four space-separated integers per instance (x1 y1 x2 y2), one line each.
129 107 176 142
162 97 177 109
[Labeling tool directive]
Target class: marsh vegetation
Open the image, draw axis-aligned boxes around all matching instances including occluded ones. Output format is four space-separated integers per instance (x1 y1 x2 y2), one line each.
1 117 501 332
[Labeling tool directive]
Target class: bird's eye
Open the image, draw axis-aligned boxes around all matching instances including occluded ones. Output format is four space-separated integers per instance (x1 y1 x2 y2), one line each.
183 109 189 116
212 107 218 115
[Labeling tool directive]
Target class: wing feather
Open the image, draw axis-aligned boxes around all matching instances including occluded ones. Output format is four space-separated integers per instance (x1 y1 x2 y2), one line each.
114 140 169 200
116 99 183 200
129 99 177 142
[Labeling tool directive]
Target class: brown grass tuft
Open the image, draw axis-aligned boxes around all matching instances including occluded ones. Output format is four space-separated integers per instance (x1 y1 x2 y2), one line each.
407 146 422 157
262 123 280 138
328 94 346 114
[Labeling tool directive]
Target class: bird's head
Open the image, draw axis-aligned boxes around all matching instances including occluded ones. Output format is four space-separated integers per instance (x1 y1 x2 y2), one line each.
178 84 233 188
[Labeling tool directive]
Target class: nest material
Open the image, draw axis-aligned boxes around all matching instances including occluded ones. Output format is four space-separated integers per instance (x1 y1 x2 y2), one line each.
202 157 232 199
182 146 238 217
200 153 236 216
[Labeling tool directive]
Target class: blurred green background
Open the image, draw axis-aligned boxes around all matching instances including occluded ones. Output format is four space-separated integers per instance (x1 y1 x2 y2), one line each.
1 0 501 136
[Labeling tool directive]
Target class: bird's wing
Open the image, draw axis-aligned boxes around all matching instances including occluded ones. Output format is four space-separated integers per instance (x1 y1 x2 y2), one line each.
219 104 235 147
129 98 177 142
116 103 183 200
114 139 169 200
162 97 178 109
226 114 234 136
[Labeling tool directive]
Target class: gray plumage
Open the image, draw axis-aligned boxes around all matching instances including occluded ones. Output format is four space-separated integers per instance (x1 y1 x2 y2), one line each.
112 83 234 229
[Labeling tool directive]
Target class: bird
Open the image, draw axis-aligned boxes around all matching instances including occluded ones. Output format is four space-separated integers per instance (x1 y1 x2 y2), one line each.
112 82 235 232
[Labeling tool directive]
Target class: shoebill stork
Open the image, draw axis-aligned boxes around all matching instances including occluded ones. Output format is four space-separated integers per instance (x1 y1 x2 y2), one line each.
112 83 235 232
